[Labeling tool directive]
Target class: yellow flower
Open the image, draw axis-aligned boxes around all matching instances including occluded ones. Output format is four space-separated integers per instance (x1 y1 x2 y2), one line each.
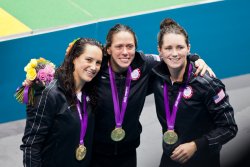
37 57 46 63
26 68 37 81
24 63 32 72
49 62 55 68
30 59 37 68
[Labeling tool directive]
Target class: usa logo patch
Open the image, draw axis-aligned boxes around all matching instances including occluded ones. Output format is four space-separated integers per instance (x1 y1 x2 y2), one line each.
213 89 225 104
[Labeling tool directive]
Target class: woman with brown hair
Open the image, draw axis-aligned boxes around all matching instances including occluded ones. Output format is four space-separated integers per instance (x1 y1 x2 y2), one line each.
20 38 103 167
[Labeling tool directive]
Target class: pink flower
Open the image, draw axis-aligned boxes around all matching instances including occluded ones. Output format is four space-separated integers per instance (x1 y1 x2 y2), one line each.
37 65 55 85
44 65 55 83
37 68 47 83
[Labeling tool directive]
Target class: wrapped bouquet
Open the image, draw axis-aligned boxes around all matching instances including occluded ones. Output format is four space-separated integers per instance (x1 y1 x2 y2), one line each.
14 57 55 105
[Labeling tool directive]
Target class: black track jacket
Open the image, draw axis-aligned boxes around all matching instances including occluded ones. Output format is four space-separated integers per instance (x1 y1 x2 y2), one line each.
20 78 95 167
93 51 159 155
152 59 238 166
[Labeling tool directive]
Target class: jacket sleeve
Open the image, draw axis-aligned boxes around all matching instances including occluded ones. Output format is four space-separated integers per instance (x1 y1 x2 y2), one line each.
143 53 160 68
143 52 199 67
20 85 57 167
147 71 156 96
188 53 200 62
194 75 238 153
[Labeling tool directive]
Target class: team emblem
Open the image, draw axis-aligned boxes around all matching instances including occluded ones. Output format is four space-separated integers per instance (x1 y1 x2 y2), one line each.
86 96 90 102
131 68 141 80
183 86 193 99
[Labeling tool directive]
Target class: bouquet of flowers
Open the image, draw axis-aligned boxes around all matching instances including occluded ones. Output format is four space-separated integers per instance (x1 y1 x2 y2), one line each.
14 57 56 105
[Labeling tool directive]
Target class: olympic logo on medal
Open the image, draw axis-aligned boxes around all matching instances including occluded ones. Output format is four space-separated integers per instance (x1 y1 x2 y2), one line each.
75 144 87 161
111 127 126 141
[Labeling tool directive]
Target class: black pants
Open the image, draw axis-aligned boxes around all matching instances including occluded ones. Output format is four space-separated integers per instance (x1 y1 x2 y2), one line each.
159 152 220 167
91 149 137 167
159 154 181 167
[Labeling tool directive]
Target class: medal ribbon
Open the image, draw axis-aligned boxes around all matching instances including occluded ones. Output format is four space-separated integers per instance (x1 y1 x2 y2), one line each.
76 93 88 145
163 63 192 130
23 86 29 104
109 64 132 128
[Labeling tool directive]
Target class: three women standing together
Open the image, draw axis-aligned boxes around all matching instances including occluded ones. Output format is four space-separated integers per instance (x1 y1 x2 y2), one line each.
20 19 236 167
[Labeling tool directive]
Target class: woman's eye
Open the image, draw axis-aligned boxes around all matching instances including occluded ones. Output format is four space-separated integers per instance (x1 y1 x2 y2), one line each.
86 58 92 62
127 45 134 50
116 45 123 49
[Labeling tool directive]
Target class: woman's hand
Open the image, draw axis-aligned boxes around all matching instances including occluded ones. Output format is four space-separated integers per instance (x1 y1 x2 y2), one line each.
170 141 197 164
194 59 216 77
22 79 33 87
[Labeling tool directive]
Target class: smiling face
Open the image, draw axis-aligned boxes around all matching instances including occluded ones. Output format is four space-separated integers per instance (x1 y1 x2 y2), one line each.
107 31 136 73
158 33 190 71
73 44 102 87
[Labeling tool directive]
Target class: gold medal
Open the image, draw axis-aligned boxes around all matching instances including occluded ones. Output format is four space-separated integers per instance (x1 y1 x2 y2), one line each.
111 127 125 141
163 130 178 145
75 144 87 161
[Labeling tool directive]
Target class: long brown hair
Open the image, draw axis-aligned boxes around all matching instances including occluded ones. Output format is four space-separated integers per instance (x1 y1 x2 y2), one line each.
55 38 103 106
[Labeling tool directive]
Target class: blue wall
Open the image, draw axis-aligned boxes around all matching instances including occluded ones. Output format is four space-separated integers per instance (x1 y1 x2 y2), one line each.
1 0 249 123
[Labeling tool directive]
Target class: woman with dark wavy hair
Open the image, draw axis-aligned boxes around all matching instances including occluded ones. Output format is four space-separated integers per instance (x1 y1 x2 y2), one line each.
20 38 103 167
